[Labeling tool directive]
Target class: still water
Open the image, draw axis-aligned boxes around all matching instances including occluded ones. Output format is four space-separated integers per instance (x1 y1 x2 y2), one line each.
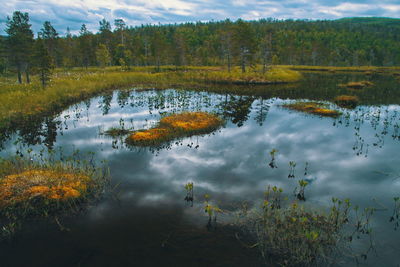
0 73 399 266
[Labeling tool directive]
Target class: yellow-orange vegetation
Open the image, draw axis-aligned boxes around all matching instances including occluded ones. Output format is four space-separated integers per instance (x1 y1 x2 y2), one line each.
160 112 223 132
283 102 341 118
0 169 90 208
128 128 172 143
127 112 224 146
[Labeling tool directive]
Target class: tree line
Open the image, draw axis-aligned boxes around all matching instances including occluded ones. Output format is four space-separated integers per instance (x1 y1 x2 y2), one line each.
1 11 400 85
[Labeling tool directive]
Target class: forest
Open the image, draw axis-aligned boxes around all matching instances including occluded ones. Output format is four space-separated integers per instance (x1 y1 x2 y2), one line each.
1 12 400 83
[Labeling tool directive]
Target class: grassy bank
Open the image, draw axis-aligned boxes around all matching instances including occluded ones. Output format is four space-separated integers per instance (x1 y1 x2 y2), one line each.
0 66 300 132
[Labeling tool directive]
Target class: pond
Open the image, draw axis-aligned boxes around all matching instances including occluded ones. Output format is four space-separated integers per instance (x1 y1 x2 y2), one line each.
0 73 399 266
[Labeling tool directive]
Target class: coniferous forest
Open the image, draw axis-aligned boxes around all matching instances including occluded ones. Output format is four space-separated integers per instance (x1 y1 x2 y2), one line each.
1 12 400 79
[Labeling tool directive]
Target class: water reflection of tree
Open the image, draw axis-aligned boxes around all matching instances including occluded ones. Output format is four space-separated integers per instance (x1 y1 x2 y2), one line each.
220 95 254 127
100 93 113 115
254 98 271 126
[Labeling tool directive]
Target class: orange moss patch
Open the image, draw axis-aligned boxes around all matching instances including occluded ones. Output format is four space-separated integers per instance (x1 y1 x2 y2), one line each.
127 112 224 146
128 128 172 145
334 95 359 109
283 102 341 118
339 81 374 89
0 169 90 208
160 112 223 133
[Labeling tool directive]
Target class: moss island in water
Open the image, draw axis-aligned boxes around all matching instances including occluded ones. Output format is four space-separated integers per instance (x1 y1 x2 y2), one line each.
126 112 224 146
283 102 341 118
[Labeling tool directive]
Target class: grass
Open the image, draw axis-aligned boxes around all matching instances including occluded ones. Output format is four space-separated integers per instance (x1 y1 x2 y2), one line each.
193 67 302 84
0 155 108 238
126 112 224 146
282 65 400 74
283 101 342 117
235 186 374 266
334 95 360 109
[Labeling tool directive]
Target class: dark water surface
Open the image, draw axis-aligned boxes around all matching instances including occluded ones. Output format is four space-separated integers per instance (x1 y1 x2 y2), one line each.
1 73 400 266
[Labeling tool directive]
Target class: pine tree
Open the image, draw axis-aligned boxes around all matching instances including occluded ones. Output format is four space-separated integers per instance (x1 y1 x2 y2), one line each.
39 21 59 66
233 19 257 73
33 38 53 87
5 11 34 83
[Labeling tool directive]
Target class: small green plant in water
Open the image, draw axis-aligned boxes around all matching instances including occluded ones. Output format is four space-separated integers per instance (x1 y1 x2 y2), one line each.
268 149 278 169
295 179 308 201
204 194 222 230
184 182 194 207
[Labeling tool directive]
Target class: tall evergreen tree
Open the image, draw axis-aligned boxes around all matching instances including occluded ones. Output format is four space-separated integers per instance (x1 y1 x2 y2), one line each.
33 37 53 87
233 20 257 73
39 21 59 66
5 11 34 83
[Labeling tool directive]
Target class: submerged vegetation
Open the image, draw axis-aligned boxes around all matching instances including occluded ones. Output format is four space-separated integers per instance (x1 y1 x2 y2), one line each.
340 81 374 89
334 95 360 109
0 155 108 238
283 101 341 117
103 127 132 137
127 112 224 146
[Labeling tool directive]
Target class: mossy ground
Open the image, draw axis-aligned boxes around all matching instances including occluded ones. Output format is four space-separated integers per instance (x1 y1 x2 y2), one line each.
0 156 108 238
127 112 224 146
283 102 341 117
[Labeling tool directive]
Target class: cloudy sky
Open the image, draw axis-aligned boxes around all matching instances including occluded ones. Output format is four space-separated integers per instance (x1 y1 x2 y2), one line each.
1 0 400 35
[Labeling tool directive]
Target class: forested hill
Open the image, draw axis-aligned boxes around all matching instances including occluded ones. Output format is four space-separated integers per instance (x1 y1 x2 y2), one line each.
1 14 400 73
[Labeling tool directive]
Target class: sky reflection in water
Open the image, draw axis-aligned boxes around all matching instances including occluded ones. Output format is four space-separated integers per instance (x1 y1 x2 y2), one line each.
1 84 400 265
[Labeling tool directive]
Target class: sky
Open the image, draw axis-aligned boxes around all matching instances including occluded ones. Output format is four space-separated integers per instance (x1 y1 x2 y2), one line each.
1 0 400 35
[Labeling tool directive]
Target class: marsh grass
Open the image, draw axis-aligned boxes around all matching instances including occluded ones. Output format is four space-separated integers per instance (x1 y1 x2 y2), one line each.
235 186 376 266
283 101 341 118
0 155 108 238
126 112 224 147
193 67 302 85
334 95 360 109
283 65 400 74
